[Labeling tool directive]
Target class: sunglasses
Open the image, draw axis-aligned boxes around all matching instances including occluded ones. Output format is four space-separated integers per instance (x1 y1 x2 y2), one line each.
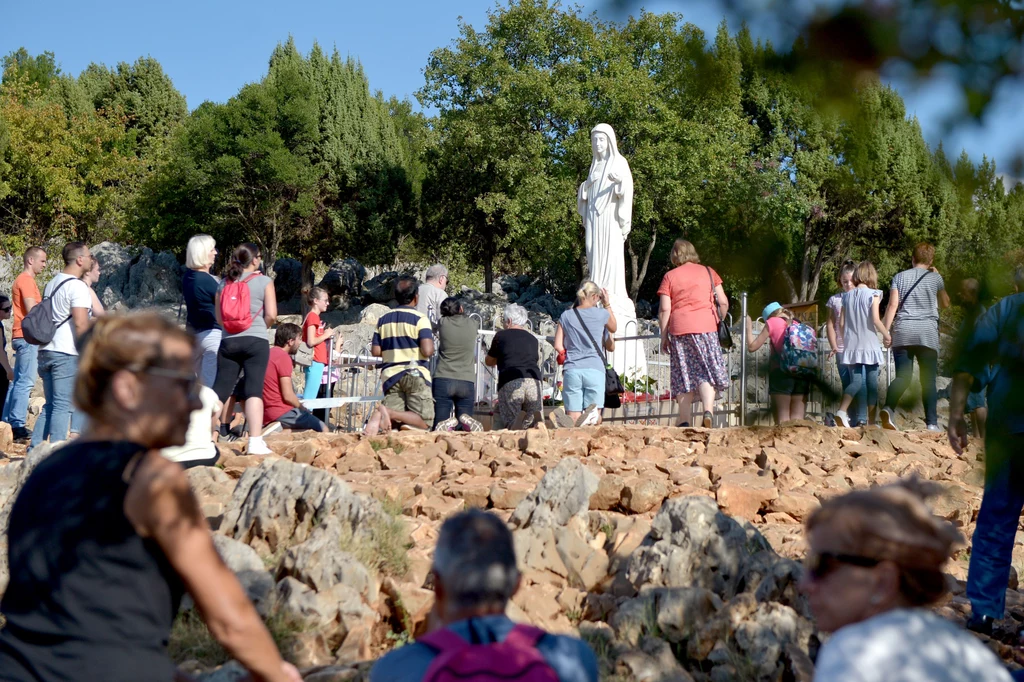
804 551 881 581
134 366 200 398
0 307 10 313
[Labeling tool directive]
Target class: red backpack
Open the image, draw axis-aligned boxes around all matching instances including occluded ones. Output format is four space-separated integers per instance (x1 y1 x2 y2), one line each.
219 273 262 334
420 624 560 682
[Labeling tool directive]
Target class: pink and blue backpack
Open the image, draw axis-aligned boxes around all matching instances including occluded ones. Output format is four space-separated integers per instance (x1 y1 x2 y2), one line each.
780 320 818 379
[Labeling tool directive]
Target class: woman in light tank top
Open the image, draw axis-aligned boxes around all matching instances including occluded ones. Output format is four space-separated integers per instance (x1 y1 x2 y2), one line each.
211 243 277 455
834 261 889 428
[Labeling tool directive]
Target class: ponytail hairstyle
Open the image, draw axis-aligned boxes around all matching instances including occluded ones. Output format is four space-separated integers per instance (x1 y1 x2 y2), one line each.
304 286 327 307
837 259 856 285
226 243 260 282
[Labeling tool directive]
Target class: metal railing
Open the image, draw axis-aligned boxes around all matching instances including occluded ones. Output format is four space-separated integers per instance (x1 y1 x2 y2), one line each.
312 295 908 431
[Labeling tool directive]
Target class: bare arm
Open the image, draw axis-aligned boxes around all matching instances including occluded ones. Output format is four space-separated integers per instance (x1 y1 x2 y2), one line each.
553 323 565 354
937 288 951 310
826 307 839 355
89 288 105 317
419 337 435 358
658 294 672 352
125 454 299 682
279 376 303 410
745 317 771 352
714 285 729 319
371 344 382 358
262 282 277 327
23 296 37 314
948 372 973 454
306 323 333 347
71 307 91 336
882 288 899 330
484 349 498 367
600 289 617 334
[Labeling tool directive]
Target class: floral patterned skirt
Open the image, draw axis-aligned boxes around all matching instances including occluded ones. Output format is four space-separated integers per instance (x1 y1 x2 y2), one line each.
667 332 730 396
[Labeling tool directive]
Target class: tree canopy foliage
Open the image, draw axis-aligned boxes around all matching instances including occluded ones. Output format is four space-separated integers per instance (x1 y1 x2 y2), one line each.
1 0 1022 307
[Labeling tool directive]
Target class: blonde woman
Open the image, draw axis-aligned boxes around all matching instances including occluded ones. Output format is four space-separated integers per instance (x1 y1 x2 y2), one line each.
553 280 617 427
801 479 1012 681
657 239 729 428
182 234 220 387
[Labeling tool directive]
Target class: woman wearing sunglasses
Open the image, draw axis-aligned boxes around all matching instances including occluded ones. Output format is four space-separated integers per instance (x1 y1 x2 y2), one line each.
801 478 1012 681
0 313 301 682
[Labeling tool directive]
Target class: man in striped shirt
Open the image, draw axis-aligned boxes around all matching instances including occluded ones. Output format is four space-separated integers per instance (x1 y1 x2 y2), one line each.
365 276 435 435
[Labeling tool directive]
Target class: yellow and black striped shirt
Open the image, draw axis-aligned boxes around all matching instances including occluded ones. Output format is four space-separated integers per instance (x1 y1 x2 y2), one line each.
372 306 433 392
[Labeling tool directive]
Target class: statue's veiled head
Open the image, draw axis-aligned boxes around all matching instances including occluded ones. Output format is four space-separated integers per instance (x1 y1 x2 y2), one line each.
591 131 609 159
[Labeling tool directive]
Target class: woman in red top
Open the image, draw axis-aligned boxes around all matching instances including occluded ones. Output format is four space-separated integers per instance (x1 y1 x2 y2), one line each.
301 287 340 401
657 239 730 428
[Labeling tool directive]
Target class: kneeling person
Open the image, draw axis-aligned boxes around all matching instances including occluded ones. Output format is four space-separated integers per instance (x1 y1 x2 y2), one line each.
263 324 328 433
366 276 435 435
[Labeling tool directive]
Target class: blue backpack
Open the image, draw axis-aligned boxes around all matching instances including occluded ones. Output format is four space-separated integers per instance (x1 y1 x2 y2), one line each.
780 321 818 378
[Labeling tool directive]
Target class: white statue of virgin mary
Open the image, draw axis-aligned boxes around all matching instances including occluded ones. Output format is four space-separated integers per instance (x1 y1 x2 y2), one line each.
577 123 633 298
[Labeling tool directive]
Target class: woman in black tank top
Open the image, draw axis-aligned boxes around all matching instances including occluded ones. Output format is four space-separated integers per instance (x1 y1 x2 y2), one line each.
0 313 301 682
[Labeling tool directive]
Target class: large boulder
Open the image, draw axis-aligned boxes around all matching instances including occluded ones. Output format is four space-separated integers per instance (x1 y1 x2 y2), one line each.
93 242 183 310
276 517 377 603
219 459 385 558
317 258 366 299
271 257 303 302
625 496 773 600
362 271 402 304
509 458 599 531
211 535 275 616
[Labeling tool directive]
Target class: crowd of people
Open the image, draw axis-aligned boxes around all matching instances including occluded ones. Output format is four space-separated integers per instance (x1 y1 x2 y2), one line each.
0 232 1023 681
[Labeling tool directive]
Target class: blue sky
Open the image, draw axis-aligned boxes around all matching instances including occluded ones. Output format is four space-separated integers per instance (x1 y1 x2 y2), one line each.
2 0 1020 180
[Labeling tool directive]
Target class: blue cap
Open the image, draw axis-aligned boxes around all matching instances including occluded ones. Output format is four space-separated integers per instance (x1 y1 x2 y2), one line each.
762 302 782 320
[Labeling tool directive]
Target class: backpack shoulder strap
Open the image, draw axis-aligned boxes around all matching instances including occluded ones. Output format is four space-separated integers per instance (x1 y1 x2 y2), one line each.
45 276 73 301
572 307 607 364
503 624 547 649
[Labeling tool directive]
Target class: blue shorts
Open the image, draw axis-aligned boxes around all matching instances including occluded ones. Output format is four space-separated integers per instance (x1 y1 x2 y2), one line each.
562 368 605 412
967 390 987 414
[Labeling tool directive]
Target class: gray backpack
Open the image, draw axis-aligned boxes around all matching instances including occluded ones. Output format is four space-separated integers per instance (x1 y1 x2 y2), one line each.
21 278 74 346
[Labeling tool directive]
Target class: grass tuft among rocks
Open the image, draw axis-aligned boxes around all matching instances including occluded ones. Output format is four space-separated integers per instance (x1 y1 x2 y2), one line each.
339 496 412 579
169 609 309 669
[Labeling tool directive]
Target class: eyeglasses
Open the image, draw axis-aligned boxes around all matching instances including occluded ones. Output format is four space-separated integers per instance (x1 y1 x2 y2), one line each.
804 551 881 582
134 366 200 397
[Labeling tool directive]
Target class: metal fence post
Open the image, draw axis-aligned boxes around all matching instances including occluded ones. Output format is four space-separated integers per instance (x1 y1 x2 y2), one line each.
740 292 748 427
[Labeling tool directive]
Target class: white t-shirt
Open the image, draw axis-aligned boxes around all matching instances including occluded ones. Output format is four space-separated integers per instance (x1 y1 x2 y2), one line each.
162 386 219 464
41 273 92 356
416 283 447 326
814 609 1012 682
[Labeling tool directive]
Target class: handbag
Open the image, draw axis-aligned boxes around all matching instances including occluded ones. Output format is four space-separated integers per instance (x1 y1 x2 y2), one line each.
707 266 732 349
572 307 625 402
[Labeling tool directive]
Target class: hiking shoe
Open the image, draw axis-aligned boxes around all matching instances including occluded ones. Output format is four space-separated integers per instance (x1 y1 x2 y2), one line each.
880 407 898 431
548 407 575 429
702 411 713 429
262 422 283 437
433 417 459 432
247 436 273 456
12 426 30 443
677 422 690 428
459 414 484 432
834 410 851 428
966 613 994 636
927 424 942 432
577 404 600 427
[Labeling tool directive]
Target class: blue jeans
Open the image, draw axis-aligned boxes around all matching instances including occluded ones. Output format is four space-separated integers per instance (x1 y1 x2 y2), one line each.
885 345 938 426
562 367 605 412
303 361 326 400
70 408 88 435
2 338 38 429
837 363 861 426
432 377 475 429
843 364 877 425
30 351 79 449
967 433 1024 619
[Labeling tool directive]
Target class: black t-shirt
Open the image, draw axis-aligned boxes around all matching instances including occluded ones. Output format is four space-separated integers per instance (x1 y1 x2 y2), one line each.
182 269 220 333
487 328 541 389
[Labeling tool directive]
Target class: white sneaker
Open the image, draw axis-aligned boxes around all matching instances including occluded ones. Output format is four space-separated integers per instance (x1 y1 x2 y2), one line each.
548 407 575 429
577 404 601 427
927 424 942 432
247 436 273 456
433 417 459 432
459 414 484 432
834 410 851 428
881 407 898 431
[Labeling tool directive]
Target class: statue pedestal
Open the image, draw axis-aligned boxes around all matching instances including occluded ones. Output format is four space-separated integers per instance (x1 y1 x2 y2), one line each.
606 294 648 384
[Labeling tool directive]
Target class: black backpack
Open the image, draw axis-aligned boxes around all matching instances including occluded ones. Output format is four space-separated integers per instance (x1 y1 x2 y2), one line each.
21 277 74 346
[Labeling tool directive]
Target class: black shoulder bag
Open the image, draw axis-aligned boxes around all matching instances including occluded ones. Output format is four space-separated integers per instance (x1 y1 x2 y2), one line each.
707 267 732 349
572 307 624 407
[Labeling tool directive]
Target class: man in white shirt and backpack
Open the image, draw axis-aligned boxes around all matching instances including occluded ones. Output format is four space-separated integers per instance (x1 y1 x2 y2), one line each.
29 242 94 451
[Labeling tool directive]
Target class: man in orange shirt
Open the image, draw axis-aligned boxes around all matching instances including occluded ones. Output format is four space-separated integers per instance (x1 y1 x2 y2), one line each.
3 247 47 442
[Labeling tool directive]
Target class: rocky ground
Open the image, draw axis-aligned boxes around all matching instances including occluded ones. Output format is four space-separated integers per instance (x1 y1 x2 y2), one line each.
2 421 1022 681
